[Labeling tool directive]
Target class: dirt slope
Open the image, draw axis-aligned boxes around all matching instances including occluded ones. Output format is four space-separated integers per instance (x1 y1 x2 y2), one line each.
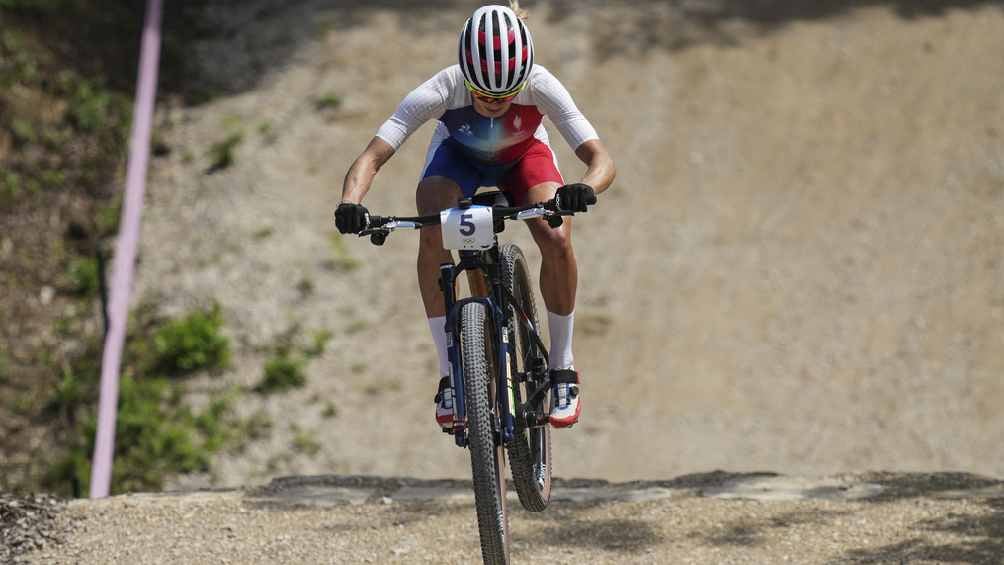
132 1 1003 488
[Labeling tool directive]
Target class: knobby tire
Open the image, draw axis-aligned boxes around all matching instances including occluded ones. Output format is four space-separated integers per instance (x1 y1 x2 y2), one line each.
460 302 511 565
500 243 552 511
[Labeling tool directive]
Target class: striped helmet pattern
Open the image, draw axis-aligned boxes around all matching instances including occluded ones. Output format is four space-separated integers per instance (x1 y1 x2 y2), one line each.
458 5 534 96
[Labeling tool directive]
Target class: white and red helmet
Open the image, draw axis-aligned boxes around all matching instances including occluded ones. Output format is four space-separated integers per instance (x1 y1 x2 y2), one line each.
458 5 534 97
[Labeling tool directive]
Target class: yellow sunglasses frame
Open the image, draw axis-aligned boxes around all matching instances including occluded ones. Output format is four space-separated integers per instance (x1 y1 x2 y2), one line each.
465 79 526 100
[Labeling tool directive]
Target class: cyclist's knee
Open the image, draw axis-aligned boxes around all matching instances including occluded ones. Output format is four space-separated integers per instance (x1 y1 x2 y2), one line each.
529 219 574 257
416 176 463 215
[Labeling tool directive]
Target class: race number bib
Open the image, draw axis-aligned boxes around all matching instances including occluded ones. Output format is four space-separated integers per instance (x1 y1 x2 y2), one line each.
440 206 494 250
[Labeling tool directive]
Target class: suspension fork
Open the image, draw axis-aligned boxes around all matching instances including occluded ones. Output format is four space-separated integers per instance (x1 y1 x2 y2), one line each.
443 256 517 447
440 263 468 448
492 278 517 444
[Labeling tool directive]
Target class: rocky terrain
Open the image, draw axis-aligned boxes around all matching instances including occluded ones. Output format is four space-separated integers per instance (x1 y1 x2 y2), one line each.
24 471 1004 564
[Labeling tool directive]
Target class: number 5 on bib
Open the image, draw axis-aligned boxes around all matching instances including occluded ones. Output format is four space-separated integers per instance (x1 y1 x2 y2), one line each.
441 206 495 250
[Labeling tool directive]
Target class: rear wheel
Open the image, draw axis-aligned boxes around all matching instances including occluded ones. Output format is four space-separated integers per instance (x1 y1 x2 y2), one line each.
501 243 552 512
460 302 510 564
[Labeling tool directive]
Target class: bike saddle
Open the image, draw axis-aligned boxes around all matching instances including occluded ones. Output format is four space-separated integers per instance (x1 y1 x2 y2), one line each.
471 190 510 208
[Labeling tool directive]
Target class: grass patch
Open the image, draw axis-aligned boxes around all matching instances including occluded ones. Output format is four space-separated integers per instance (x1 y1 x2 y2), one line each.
66 256 99 296
327 233 361 272
253 325 331 394
256 353 306 393
38 306 247 497
142 304 231 378
291 426 321 457
296 278 314 299
321 401 337 419
206 131 244 173
345 319 368 335
304 329 332 358
44 375 238 496
314 92 342 111
0 352 9 384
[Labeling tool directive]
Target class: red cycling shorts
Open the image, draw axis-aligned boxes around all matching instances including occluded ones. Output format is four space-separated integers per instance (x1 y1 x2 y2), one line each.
423 138 564 205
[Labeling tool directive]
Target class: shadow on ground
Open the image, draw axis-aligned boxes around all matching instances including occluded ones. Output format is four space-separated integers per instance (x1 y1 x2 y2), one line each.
548 0 1004 56
11 0 999 104
701 509 853 548
838 500 1004 564
837 474 1004 564
522 517 664 553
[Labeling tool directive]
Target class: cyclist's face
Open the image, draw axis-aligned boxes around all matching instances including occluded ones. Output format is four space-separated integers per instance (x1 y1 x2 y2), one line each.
470 90 516 117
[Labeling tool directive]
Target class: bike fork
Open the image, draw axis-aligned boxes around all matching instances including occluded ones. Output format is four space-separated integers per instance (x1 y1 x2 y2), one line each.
441 264 468 448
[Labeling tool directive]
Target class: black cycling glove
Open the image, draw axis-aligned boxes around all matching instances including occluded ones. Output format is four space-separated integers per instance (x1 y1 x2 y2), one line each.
556 183 597 213
334 202 369 234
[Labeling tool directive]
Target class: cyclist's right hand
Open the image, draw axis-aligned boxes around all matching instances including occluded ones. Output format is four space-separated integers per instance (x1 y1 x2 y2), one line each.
334 202 369 234
555 183 597 213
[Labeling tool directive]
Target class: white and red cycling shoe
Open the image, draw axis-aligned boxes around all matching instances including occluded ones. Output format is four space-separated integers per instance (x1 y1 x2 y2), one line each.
548 369 581 428
434 376 454 430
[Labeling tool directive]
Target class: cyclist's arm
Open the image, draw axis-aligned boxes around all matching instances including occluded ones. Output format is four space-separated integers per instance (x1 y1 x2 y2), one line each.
574 138 616 195
529 67 615 192
340 136 395 204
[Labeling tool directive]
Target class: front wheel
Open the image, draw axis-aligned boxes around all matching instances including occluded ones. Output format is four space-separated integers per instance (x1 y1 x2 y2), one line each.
500 243 552 512
460 302 510 565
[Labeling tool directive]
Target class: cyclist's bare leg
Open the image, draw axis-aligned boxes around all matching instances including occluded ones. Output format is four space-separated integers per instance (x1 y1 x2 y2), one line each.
523 181 576 316
523 181 581 424
416 176 464 317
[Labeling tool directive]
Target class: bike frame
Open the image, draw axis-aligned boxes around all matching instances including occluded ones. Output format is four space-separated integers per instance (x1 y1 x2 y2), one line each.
440 245 551 449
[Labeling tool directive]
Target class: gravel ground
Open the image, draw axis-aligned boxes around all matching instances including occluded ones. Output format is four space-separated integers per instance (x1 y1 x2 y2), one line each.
23 472 1004 564
0 494 70 564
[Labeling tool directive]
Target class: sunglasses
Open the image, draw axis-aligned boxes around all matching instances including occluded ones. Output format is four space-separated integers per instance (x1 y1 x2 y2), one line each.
465 80 524 102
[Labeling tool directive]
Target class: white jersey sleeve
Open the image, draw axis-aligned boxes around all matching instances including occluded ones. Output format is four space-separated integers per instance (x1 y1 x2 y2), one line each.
375 69 458 150
527 66 599 151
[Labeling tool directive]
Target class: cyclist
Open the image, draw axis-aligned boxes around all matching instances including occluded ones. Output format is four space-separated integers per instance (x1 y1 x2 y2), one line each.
335 2 615 429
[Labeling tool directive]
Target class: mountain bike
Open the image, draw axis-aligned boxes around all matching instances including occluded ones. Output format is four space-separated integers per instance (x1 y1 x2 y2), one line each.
357 191 586 564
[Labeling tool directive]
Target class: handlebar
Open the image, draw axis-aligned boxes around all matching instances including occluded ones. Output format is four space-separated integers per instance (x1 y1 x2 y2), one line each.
359 197 575 246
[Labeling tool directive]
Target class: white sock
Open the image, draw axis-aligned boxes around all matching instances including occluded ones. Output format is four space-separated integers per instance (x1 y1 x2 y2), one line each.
428 316 450 377
547 311 575 370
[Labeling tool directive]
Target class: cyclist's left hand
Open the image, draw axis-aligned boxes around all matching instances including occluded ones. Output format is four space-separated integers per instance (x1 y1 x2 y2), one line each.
556 183 597 213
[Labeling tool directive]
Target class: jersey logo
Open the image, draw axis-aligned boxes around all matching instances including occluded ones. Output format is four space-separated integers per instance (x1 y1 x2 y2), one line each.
513 115 522 130
458 123 473 136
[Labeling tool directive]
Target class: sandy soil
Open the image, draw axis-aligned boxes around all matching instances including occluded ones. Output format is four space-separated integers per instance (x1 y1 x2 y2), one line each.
132 1 1004 488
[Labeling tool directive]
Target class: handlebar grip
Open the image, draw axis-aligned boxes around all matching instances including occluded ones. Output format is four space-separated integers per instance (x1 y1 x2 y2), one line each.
367 215 388 229
547 215 563 228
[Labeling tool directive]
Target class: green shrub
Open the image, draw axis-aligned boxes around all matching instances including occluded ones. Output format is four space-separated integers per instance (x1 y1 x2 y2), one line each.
321 401 337 419
315 93 342 111
206 131 243 172
255 353 306 393
1 171 22 201
291 427 321 456
96 195 122 237
66 257 99 296
147 305 231 377
304 329 332 358
10 118 36 145
0 352 9 384
67 81 114 132
44 375 237 495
